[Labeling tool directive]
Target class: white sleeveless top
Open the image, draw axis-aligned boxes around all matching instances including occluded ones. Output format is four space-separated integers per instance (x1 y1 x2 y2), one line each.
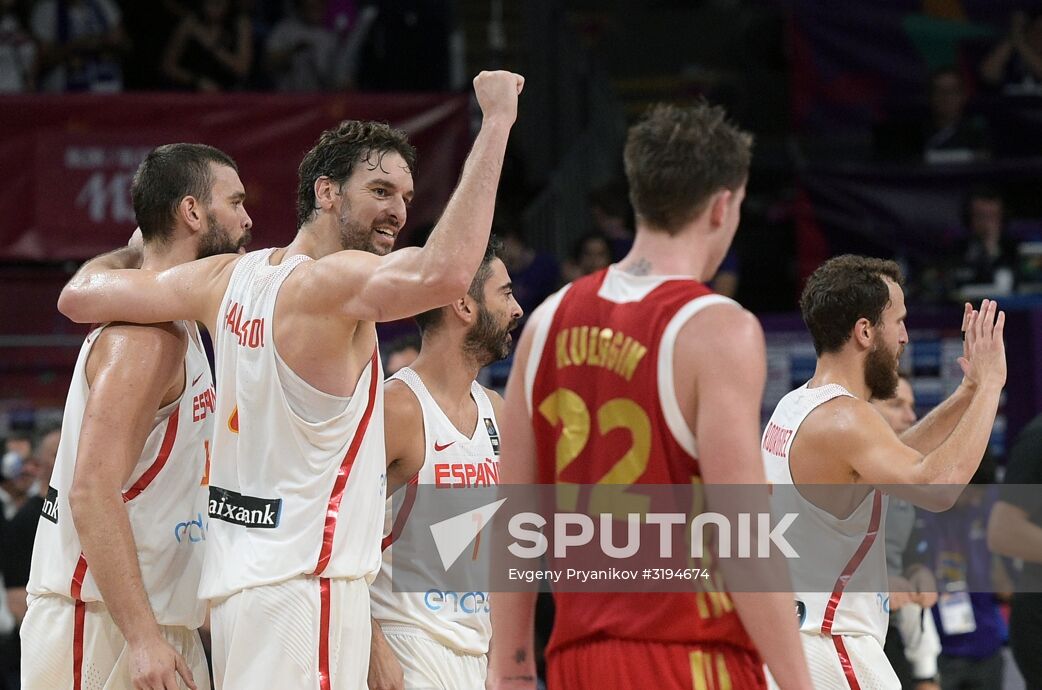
761 383 889 642
369 367 499 655
201 248 387 600
28 322 212 628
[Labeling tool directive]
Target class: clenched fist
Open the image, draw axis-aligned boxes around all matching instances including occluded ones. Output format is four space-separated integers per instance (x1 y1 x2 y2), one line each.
473 70 525 126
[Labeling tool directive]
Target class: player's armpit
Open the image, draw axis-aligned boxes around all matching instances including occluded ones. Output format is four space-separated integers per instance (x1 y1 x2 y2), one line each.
58 253 238 333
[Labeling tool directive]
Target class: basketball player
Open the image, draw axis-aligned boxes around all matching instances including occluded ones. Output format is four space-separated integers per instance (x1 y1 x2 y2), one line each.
57 70 524 689
761 256 1005 688
488 103 813 690
368 237 521 690
23 143 252 690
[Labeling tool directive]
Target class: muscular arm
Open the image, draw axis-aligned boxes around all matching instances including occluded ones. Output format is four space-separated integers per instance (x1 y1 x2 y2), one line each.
58 253 238 335
289 72 523 324
487 314 540 689
384 380 426 494
68 323 197 688
681 306 812 690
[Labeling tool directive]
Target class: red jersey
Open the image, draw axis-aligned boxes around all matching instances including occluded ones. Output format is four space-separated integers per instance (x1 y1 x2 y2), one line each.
526 266 758 658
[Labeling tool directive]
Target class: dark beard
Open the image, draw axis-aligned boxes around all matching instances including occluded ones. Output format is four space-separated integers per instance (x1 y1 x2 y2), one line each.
197 211 250 258
865 342 899 400
463 304 515 367
338 201 392 256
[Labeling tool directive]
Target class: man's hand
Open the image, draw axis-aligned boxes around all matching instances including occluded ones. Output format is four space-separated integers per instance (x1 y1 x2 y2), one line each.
129 634 197 690
956 302 978 389
960 299 1006 393
473 70 524 126
907 565 939 609
888 576 914 611
367 628 404 690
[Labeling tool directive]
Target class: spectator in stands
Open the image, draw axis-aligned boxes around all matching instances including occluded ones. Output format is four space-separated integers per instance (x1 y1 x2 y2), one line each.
980 10 1042 95
922 67 991 165
2 424 60 689
499 225 559 329
161 0 252 91
917 455 1007 690
0 435 36 520
950 186 1019 297
264 0 376 91
29 0 128 92
561 231 612 283
988 412 1042 689
0 0 37 91
872 377 942 690
384 333 420 376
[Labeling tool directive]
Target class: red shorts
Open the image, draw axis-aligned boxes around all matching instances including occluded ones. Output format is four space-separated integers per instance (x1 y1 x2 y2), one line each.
547 638 766 690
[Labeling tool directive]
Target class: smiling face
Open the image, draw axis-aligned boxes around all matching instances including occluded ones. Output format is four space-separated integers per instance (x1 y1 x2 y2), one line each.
334 151 414 255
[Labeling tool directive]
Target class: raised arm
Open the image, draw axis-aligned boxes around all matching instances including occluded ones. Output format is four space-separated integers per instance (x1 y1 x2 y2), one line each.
292 71 524 324
68 323 198 690
843 302 1005 506
58 252 238 334
899 303 977 453
685 305 812 690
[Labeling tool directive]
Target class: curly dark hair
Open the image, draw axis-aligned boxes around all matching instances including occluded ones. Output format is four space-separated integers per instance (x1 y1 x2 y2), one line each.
623 102 753 234
800 255 904 355
295 120 417 229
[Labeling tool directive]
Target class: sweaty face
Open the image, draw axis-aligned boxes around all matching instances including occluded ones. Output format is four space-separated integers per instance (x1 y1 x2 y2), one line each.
197 163 253 259
336 151 414 256
462 259 523 366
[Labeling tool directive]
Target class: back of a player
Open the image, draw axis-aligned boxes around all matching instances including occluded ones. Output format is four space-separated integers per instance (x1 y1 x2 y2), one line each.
525 266 764 690
204 248 387 690
761 384 895 689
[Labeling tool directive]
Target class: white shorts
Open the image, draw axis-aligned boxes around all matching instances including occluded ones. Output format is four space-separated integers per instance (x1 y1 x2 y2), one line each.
209 575 370 690
767 632 899 690
20 594 209 690
383 631 486 690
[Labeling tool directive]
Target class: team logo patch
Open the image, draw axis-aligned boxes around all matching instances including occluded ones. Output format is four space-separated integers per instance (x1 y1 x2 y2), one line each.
228 406 239 433
208 486 282 528
484 417 500 455
40 485 59 524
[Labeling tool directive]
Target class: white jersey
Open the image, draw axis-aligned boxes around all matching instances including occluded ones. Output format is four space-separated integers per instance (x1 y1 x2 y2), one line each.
28 322 212 628
761 383 889 643
370 367 499 655
202 248 387 600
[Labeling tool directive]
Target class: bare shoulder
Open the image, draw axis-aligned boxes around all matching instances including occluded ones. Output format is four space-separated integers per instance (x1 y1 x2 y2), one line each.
797 395 889 453
85 322 187 389
678 301 764 356
384 377 422 424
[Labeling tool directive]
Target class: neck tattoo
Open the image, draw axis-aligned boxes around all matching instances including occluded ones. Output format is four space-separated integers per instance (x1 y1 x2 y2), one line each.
624 258 653 276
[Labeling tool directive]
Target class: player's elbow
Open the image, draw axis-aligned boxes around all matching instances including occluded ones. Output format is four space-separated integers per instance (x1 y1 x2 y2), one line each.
67 474 110 525
57 283 93 323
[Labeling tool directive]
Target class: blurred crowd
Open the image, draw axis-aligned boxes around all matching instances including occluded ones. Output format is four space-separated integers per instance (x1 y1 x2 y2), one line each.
0 0 455 93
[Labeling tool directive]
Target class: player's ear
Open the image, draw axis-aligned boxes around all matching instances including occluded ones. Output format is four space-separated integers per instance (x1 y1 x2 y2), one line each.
179 195 204 233
853 317 873 348
708 189 732 229
313 176 338 212
450 296 474 324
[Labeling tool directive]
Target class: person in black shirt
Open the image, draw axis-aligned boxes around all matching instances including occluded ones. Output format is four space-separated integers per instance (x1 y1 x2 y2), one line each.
988 412 1042 689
